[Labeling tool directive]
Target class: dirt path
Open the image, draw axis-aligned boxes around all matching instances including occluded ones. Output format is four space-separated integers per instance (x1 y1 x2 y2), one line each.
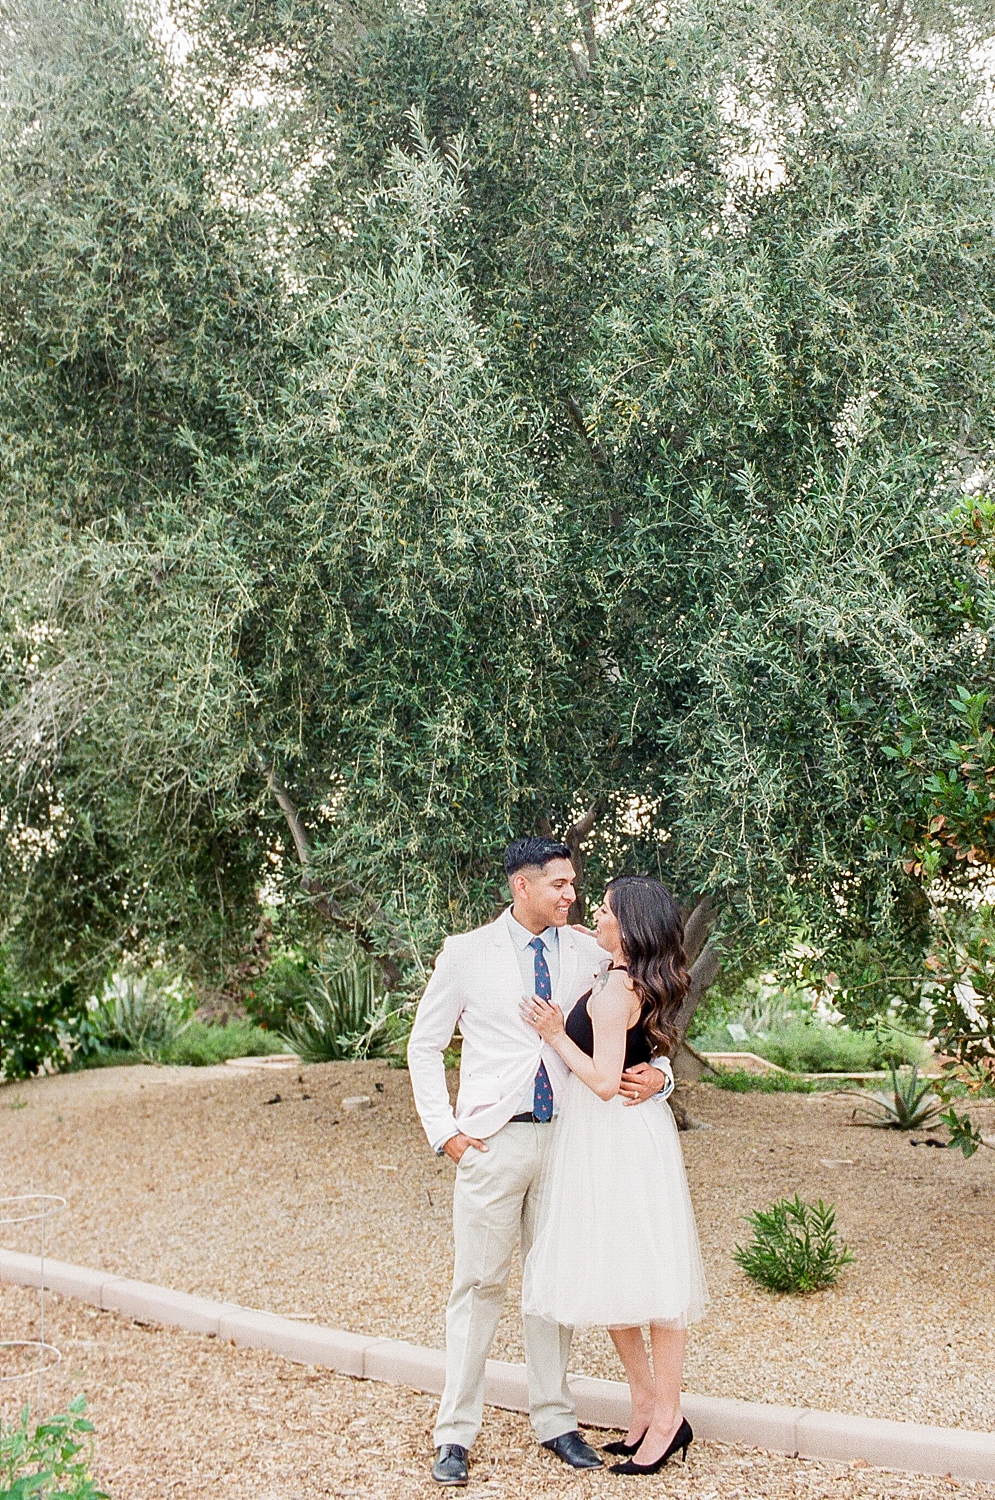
2 1061 993 1431
2 1285 992 1500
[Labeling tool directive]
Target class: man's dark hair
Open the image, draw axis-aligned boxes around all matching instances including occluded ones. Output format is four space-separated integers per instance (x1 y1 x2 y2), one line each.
503 837 572 880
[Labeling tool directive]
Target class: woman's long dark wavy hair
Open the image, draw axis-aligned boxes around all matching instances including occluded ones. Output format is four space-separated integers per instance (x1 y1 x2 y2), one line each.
606 876 690 1059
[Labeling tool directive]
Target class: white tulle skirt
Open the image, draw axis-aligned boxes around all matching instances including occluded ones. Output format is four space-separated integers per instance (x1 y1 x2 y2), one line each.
521 1072 709 1329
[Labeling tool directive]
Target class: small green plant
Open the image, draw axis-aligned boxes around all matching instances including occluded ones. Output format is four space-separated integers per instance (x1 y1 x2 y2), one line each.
0 949 87 1082
706 1066 817 1094
940 1104 994 1158
0 1394 107 1499
92 973 190 1063
243 952 319 1030
734 1195 854 1294
846 1065 942 1131
280 960 396 1063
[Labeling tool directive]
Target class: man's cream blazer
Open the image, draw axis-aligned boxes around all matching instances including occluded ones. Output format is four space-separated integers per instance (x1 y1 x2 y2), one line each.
407 911 608 1149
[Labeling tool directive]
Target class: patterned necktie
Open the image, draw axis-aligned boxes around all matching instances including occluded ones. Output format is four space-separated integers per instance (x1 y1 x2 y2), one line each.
530 936 554 1121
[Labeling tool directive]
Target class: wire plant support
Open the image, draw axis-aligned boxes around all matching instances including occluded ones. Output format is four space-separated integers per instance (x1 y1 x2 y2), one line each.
0 1195 66 1418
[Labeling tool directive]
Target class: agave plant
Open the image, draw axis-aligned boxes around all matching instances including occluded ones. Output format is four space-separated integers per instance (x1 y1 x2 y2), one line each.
280 960 395 1063
846 1065 942 1131
94 973 190 1063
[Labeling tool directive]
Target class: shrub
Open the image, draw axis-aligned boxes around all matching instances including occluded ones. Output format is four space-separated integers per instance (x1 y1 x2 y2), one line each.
706 1066 818 1094
243 953 318 1030
755 1021 925 1073
281 960 399 1063
734 1195 854 1294
165 1019 290 1066
0 952 95 1082
0 984 75 1081
0 1394 107 1500
696 1018 927 1074
91 974 189 1063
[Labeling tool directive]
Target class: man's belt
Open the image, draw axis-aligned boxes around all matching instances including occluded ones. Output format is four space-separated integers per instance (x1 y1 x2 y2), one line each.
509 1112 551 1123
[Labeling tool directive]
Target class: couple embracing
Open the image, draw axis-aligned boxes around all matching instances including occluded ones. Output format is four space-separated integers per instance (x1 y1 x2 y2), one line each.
408 837 708 1485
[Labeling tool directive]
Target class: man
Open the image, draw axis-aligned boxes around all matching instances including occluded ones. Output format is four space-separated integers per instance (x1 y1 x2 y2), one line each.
407 836 674 1486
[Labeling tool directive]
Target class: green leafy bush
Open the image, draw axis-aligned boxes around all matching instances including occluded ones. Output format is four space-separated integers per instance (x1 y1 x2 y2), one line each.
0 953 96 1082
165 1019 290 1066
696 1019 926 1074
243 953 318 1031
281 961 399 1063
734 1196 854 1294
0 1394 107 1500
755 1022 924 1074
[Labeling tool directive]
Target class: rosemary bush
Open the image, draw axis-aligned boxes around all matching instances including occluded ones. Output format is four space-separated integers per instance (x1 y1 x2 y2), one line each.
734 1196 854 1294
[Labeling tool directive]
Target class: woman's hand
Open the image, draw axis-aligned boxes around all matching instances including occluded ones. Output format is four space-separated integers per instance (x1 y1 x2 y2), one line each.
520 995 565 1041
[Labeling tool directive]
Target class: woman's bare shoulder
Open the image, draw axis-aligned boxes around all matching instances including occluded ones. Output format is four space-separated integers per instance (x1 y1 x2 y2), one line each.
588 968 634 1013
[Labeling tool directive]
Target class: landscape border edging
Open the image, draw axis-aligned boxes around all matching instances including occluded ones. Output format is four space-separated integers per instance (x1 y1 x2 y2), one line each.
2 1251 993 1482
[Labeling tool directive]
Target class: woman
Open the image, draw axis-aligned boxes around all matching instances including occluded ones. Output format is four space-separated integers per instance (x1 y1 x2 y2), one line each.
520 876 708 1476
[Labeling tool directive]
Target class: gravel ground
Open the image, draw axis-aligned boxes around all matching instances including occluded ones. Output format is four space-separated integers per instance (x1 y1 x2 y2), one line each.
2 1061 993 1435
2 1284 994 1500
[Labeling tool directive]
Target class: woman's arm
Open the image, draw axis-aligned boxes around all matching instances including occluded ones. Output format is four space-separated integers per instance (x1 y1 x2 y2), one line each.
522 975 633 1101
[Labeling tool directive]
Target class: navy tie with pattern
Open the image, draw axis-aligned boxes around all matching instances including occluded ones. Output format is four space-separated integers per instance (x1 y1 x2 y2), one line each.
530 936 554 1121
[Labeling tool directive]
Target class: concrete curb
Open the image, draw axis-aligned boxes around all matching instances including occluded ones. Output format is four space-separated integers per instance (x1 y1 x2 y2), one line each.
2 1251 993 1482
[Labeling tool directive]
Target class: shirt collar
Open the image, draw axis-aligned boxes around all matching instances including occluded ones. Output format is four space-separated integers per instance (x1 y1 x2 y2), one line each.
506 907 559 952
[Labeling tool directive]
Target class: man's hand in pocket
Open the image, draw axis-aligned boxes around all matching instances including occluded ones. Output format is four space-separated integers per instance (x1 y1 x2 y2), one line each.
443 1133 489 1164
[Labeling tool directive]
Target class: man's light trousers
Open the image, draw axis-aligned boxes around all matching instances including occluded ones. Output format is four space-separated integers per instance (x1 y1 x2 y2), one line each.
432 1120 575 1449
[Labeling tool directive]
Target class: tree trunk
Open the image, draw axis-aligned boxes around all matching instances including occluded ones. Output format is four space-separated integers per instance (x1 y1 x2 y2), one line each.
671 896 721 1129
561 798 605 924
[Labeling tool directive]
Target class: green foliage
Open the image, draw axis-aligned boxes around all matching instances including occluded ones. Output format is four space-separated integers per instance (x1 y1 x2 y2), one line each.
243 955 320 1031
940 1104 992 1158
877 509 995 1079
164 1019 288 1067
0 1394 107 1500
2 0 995 1014
280 961 398 1063
846 1065 942 1130
0 983 72 1082
90 974 189 1064
751 1023 925 1075
734 1196 855 1294
705 1066 817 1094
0 952 96 1082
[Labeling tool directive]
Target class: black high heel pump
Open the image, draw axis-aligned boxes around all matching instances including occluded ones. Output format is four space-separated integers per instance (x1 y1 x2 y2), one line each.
602 1430 648 1457
609 1417 693 1476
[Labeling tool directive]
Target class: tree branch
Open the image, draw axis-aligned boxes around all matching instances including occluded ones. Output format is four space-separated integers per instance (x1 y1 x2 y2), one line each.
676 940 721 1043
876 0 905 84
579 0 599 68
564 393 610 472
682 895 714 968
260 758 405 987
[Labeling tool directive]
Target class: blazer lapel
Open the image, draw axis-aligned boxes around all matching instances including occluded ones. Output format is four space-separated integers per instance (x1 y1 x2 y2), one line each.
490 916 524 995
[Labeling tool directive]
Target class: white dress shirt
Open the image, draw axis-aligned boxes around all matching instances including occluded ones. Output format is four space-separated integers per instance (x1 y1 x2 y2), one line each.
507 910 561 1118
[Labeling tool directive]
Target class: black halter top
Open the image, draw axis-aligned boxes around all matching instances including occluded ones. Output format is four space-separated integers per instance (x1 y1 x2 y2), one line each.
565 977 652 1069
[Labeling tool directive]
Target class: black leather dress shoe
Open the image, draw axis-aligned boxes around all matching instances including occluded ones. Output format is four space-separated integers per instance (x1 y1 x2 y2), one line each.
541 1431 604 1469
432 1444 469 1485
